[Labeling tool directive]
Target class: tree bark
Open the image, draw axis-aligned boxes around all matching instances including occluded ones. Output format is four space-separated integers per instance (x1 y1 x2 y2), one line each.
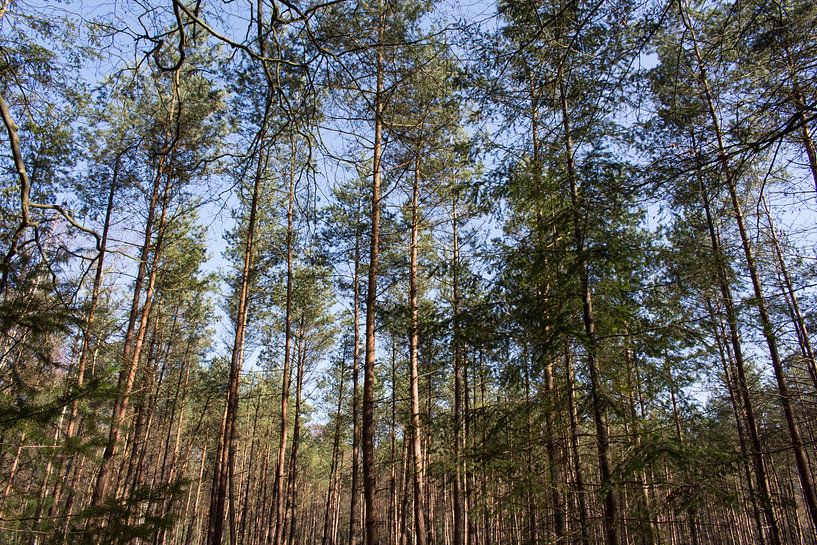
362 5 387 543
564 344 590 545
349 201 363 545
323 359 346 545
452 192 465 545
207 88 272 545
408 153 428 545
50 162 119 521
558 75 618 545
273 133 298 545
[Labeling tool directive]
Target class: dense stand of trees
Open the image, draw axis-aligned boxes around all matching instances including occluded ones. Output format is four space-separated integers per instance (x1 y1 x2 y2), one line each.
1 0 816 544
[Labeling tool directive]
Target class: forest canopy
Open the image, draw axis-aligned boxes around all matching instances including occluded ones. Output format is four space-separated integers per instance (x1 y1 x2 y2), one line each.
0 0 816 544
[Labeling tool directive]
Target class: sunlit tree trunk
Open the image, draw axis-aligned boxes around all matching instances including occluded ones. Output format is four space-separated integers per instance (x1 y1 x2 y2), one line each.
362 4 386 543
408 153 428 545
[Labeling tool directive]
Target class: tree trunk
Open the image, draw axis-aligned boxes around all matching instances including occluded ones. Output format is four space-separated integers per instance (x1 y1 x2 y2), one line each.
760 195 817 390
564 343 589 545
50 163 118 520
323 359 346 545
273 132 298 545
558 75 618 545
706 298 765 545
452 193 465 545
207 113 267 545
363 5 386 543
523 353 537 545
350 202 363 545
285 319 306 545
543 359 564 543
409 153 428 545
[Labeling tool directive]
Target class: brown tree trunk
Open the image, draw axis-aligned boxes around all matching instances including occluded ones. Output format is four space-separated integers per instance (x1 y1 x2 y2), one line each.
389 341 398 545
623 343 655 545
564 342 590 545
273 135 298 545
452 193 465 545
543 360 564 543
760 195 817 390
523 354 537 545
0 431 25 518
28 408 67 545
558 75 618 545
238 381 263 545
362 5 386 543
705 298 765 545
156 341 192 545
349 203 363 545
666 362 699 545
285 319 306 545
399 438 412 545
409 154 428 545
185 446 208 545
50 162 118 520
323 359 346 545
480 354 491 545
207 93 272 545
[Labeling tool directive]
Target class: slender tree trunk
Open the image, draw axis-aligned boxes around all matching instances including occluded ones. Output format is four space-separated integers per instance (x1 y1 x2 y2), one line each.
426 355 436 545
564 343 589 545
399 438 412 545
465 357 477 545
50 164 118 520
256 426 274 545
332 450 344 545
238 383 263 545
0 431 25 517
452 193 465 545
409 153 428 545
273 132 298 545
480 354 491 545
350 205 363 545
523 354 537 545
558 75 618 545
543 359 564 543
156 344 191 545
28 407 66 545
323 360 346 545
363 5 386 543
760 195 817 390
207 92 271 545
389 342 398 545
706 298 765 545
666 362 699 545
623 343 655 545
285 321 306 545
185 447 208 545
90 145 166 511
122 308 166 504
